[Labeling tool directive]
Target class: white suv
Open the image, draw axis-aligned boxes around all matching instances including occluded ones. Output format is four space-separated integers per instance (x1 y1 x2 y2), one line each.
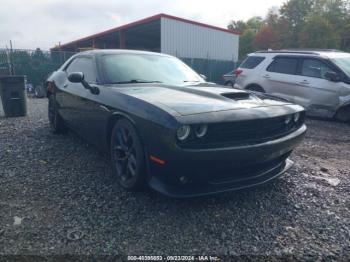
234 50 350 121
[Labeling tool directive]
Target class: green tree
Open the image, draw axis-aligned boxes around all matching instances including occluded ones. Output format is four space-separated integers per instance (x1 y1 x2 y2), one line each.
228 0 350 58
299 14 340 48
11 48 55 86
239 29 256 59
340 18 350 51
11 51 31 76
227 20 247 33
228 16 264 59
253 25 276 50
30 48 54 86
280 0 313 44
265 7 280 28
246 16 264 32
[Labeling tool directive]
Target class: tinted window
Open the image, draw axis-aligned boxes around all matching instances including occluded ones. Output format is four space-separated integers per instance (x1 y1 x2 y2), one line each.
66 57 96 83
240 56 265 69
301 59 332 79
267 57 298 75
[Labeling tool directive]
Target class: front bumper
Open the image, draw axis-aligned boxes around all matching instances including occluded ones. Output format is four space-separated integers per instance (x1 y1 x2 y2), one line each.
149 158 294 198
147 124 306 198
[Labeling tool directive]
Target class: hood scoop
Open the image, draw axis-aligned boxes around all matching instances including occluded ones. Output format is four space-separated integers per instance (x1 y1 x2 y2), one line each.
221 92 250 100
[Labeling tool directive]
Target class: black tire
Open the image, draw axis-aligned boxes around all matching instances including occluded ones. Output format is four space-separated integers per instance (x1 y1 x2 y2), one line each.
48 95 67 134
35 86 45 98
245 84 265 93
224 81 234 87
334 105 350 122
110 119 146 190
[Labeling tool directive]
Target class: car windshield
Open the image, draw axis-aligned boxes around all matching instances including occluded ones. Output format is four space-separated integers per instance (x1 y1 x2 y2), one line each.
100 53 205 85
331 56 350 77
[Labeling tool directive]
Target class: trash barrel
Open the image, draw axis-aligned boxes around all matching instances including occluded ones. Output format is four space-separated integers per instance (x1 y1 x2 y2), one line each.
0 76 27 117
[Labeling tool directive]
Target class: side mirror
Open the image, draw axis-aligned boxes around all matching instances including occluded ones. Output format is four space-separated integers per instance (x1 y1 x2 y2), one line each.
68 72 99 95
68 72 84 83
200 74 207 81
324 71 341 82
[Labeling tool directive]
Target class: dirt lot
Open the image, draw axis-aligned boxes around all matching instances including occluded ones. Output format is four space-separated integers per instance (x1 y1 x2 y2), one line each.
0 97 349 259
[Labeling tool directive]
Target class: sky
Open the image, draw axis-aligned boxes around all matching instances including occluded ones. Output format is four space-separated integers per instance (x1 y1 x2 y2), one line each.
0 0 286 50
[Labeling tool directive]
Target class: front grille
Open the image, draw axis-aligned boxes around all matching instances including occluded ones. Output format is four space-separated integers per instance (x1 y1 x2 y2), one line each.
180 114 304 149
208 154 288 185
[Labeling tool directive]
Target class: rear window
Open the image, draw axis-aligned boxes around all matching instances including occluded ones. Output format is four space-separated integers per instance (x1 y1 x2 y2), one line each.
240 56 265 69
267 57 298 75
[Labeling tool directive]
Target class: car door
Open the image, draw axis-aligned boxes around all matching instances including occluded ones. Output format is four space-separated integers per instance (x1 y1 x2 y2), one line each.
55 57 86 130
297 58 341 117
59 56 98 135
64 55 112 149
261 56 301 102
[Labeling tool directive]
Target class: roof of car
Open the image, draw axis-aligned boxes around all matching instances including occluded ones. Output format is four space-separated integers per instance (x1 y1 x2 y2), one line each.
75 49 172 57
252 49 350 59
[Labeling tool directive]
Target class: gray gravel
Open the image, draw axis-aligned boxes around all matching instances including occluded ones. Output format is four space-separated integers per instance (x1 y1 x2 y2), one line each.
0 97 349 259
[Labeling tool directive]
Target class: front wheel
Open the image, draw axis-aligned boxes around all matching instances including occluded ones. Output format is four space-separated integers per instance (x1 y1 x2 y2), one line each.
48 95 67 134
334 105 350 122
110 119 146 190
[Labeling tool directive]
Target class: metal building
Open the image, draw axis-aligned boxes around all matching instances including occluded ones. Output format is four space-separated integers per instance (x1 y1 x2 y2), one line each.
52 14 240 82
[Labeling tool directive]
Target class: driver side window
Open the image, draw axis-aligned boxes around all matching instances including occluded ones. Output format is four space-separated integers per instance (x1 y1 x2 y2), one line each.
301 59 332 79
66 57 97 83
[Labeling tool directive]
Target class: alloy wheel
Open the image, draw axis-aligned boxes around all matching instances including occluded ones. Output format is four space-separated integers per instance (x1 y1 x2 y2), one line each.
112 126 138 186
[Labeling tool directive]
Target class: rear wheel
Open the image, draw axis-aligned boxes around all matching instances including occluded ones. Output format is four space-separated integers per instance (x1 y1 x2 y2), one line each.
48 95 67 134
110 119 146 190
245 84 265 93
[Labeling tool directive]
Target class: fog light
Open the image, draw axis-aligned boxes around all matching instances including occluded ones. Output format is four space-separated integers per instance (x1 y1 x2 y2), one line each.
177 125 191 141
293 112 300 122
195 124 208 138
285 115 292 125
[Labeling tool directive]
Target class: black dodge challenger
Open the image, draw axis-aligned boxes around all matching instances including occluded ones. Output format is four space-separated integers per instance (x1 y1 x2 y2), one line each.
46 49 306 197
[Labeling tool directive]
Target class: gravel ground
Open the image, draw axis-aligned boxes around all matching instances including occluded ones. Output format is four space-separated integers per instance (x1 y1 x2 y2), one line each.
0 97 349 260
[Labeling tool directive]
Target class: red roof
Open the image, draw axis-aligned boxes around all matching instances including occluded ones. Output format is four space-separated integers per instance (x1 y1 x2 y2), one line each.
55 13 239 49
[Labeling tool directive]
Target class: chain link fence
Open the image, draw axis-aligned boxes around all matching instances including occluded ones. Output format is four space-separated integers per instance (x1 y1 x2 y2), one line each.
0 49 76 86
0 48 239 85
181 57 239 84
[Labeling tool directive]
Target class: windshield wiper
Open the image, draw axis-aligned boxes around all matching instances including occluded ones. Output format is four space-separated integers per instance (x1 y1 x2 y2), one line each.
111 79 163 84
183 80 200 82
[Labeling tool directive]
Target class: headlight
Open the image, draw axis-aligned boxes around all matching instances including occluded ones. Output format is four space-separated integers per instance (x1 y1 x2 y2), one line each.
284 115 292 125
195 124 208 138
293 112 300 122
177 125 191 141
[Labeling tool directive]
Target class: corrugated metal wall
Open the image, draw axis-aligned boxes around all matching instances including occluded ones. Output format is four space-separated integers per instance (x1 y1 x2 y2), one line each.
160 17 239 62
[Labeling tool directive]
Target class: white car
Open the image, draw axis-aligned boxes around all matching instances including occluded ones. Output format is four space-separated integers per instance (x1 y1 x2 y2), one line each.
234 50 350 121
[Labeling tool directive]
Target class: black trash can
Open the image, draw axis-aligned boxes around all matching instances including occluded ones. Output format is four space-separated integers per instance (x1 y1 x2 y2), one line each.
0 76 27 117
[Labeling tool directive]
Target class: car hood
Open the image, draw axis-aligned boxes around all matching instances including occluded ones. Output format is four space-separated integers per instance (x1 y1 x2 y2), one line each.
112 83 292 116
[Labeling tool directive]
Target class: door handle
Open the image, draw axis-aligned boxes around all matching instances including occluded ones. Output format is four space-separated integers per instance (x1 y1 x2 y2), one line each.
299 80 310 85
263 74 271 79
